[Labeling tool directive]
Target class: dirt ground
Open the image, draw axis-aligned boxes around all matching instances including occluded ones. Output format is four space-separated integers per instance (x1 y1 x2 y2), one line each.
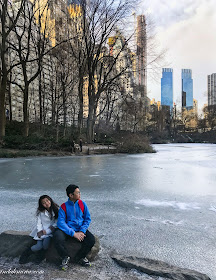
0 248 162 280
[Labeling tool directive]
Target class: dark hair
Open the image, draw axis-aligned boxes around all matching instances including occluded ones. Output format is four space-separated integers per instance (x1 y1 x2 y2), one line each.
66 184 79 197
36 195 59 219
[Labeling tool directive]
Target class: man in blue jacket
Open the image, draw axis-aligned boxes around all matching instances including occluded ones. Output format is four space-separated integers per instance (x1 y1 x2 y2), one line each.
54 184 95 270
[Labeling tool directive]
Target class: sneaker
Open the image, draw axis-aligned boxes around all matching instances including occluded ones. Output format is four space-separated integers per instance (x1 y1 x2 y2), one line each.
78 257 91 267
60 256 70 271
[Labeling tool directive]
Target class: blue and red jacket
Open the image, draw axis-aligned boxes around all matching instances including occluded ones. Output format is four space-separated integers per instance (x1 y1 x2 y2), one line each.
57 198 91 237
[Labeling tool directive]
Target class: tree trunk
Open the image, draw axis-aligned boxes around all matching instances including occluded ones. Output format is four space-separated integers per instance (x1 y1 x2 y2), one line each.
51 86 56 126
56 123 59 143
23 86 29 137
87 103 94 143
62 78 67 138
39 70 42 125
0 74 7 140
8 72 12 122
78 105 83 135
56 105 59 143
78 76 84 136
0 0 8 141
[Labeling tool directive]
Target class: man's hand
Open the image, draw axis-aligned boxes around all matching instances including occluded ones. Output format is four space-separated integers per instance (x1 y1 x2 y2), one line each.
74 232 86 242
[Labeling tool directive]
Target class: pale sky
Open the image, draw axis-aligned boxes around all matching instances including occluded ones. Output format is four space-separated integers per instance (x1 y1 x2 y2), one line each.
139 0 216 113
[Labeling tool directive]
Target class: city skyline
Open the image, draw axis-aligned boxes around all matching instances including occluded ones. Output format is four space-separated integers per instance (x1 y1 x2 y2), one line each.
140 0 216 113
160 68 196 111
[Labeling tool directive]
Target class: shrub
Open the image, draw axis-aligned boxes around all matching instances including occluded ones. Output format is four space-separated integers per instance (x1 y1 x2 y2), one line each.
113 132 155 154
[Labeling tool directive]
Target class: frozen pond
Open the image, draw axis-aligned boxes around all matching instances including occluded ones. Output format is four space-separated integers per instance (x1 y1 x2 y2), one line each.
0 143 216 279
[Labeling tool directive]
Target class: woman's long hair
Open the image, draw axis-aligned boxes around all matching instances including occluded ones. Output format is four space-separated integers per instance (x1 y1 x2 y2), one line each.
36 195 59 219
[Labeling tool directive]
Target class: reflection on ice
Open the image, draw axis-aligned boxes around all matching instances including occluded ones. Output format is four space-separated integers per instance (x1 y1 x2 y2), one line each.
129 216 183 226
209 206 216 212
161 220 183 225
135 199 201 210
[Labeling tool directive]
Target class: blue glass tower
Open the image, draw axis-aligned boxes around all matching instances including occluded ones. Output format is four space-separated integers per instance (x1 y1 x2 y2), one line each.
161 68 173 109
182 69 193 110
67 0 83 5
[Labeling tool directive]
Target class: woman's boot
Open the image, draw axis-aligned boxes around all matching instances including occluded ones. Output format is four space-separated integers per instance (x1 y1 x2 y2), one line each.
34 249 46 265
19 247 33 264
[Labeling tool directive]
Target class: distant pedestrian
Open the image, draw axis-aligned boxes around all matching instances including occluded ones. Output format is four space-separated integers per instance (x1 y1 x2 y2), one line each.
19 195 59 264
79 138 83 152
5 109 9 120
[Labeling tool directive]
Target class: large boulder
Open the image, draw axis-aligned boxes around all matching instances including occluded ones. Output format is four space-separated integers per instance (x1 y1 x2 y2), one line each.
46 232 100 263
0 231 33 258
111 253 211 280
0 231 100 263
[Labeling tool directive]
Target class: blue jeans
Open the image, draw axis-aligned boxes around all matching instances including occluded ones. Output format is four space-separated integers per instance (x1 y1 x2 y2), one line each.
31 237 51 252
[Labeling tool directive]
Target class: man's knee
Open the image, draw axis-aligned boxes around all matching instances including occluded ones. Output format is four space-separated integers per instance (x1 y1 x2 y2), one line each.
89 234 95 248
85 231 95 248
53 229 66 244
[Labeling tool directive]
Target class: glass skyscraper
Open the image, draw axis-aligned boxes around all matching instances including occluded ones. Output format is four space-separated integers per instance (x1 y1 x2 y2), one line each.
208 73 216 106
182 69 193 110
161 68 173 109
68 0 82 4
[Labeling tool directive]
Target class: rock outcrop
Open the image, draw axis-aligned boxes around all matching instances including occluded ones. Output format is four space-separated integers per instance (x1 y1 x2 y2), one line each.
0 231 100 263
111 253 211 280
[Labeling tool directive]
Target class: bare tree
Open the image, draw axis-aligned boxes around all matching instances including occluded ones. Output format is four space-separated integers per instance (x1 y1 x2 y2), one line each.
67 14 87 136
8 0 58 137
70 0 137 142
206 105 216 131
0 0 24 141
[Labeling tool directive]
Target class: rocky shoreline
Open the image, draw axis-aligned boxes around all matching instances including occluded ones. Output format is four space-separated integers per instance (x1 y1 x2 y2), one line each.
0 250 211 280
0 144 117 158
0 231 211 280
0 250 153 280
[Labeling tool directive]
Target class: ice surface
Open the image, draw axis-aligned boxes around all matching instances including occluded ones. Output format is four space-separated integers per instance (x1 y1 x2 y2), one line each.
0 144 216 279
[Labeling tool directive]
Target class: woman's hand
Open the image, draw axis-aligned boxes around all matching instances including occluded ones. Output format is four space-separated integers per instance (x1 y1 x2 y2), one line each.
37 230 43 238
49 226 55 232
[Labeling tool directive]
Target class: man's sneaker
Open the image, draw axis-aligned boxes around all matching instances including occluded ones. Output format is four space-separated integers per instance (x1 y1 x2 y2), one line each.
60 256 70 271
78 257 91 267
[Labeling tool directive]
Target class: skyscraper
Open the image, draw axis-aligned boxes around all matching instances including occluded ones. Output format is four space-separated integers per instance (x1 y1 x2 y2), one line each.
161 68 173 109
208 73 216 106
182 69 193 110
137 15 147 98
67 0 83 5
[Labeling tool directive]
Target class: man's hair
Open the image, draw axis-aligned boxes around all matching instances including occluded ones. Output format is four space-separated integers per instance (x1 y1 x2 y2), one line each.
66 184 79 197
